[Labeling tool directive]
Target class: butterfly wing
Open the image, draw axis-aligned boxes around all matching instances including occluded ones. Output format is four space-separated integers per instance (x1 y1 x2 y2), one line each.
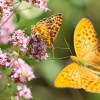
54 62 100 93
31 19 50 45
54 63 81 88
44 14 63 43
74 18 99 58
80 66 100 93
31 14 63 46
83 46 100 67
74 18 100 67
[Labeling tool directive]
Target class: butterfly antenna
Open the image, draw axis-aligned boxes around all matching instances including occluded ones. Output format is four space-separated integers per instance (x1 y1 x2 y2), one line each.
64 38 73 55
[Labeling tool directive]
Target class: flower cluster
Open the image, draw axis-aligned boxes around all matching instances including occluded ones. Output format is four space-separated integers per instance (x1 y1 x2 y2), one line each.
9 30 48 61
29 34 48 61
10 58 35 83
0 0 12 18
0 0 15 44
0 16 16 44
15 84 32 100
9 30 30 52
10 58 35 100
26 0 49 11
0 0 50 99
0 48 35 100
0 49 11 67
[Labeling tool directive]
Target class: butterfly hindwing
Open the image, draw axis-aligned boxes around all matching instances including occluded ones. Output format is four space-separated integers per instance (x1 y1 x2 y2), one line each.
54 63 81 88
54 62 100 93
80 66 100 93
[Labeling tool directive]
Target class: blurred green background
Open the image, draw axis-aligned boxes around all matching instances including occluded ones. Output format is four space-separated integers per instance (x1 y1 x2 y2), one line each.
1 0 100 100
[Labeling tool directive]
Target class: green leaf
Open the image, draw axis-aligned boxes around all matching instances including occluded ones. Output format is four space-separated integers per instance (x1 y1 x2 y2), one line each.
10 96 15 100
15 13 20 23
19 0 22 2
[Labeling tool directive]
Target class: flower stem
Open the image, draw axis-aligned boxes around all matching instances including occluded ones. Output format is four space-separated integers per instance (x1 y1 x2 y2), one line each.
0 2 20 28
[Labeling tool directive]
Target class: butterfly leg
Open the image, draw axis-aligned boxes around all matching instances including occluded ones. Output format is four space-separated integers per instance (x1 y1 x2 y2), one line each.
50 42 55 60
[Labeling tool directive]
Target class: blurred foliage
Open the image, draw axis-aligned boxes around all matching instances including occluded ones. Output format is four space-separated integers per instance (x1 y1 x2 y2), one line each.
1 0 100 100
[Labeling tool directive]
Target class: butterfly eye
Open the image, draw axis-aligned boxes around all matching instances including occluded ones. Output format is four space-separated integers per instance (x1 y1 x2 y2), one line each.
43 18 46 21
39 20 43 22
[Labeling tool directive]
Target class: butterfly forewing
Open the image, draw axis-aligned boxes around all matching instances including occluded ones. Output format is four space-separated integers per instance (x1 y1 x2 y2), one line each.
45 14 63 43
54 63 81 88
31 14 63 46
74 18 99 58
83 45 100 66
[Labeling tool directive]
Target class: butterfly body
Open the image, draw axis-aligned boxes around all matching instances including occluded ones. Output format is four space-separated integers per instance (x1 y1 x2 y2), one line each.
31 14 63 47
54 18 100 93
70 56 90 67
70 56 100 75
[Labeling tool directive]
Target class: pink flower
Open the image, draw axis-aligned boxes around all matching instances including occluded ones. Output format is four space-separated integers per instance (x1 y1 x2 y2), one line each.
0 0 12 18
15 84 32 100
10 58 35 83
0 29 10 44
0 0 15 44
0 16 16 44
29 34 48 61
9 30 30 52
2 8 11 18
26 0 49 12
1 16 15 34
0 49 11 67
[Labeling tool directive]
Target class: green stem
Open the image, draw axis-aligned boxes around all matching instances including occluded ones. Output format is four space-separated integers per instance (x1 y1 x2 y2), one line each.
0 85 7 95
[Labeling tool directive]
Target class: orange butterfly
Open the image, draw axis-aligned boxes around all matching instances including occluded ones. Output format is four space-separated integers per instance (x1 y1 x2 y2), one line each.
54 18 100 93
31 14 63 47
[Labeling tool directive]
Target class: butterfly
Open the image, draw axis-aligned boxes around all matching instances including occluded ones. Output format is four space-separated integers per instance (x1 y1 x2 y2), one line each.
54 18 100 93
31 14 63 47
